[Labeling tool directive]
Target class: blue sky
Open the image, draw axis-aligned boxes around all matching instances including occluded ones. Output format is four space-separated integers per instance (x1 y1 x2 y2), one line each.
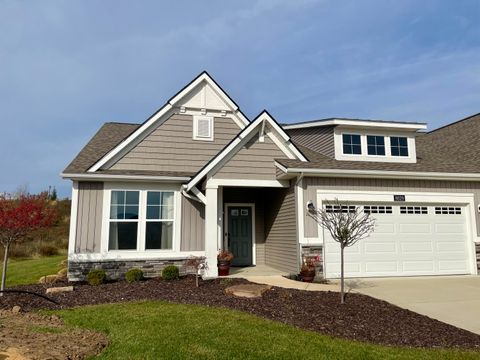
1 0 479 197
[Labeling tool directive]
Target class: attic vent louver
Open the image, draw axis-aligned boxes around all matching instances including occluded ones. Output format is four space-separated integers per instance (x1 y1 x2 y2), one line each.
193 115 213 141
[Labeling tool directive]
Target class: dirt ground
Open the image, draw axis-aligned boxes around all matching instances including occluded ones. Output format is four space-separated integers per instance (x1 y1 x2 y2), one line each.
0 309 107 360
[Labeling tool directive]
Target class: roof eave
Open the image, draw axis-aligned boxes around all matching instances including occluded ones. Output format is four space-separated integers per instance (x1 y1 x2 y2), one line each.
61 173 191 182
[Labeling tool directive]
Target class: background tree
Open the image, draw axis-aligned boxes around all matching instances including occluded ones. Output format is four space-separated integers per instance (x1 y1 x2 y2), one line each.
308 200 375 303
0 194 56 295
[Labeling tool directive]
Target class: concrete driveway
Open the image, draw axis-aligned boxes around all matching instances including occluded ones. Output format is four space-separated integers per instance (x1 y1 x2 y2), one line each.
346 276 480 335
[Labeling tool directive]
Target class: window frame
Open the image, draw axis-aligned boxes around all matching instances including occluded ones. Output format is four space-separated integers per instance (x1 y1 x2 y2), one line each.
102 184 180 255
193 115 214 141
108 190 141 251
342 133 362 155
366 135 386 156
390 136 409 157
145 191 175 251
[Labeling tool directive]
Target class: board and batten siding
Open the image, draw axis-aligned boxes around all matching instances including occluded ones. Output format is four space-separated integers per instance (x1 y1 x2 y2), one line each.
303 177 480 238
180 195 205 251
287 126 335 158
213 132 286 181
109 114 241 173
264 185 299 273
223 188 266 265
75 182 104 253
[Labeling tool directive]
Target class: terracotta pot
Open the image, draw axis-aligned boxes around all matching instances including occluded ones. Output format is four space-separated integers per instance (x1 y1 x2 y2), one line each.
218 260 231 276
300 270 315 283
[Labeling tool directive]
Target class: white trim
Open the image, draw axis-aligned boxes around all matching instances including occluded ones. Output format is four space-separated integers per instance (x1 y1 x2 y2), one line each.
190 186 207 204
224 203 256 266
61 172 190 182
276 163 480 182
99 182 182 257
334 128 417 163
193 115 214 141
87 72 249 173
295 176 305 245
207 179 290 188
67 181 79 255
204 186 219 278
186 111 307 192
315 189 478 276
283 118 427 131
69 251 205 262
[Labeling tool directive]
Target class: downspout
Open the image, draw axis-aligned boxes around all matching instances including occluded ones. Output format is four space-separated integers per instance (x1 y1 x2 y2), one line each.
181 185 203 203
295 172 305 274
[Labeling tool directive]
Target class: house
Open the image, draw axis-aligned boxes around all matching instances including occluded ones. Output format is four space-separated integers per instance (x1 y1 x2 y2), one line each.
62 71 480 280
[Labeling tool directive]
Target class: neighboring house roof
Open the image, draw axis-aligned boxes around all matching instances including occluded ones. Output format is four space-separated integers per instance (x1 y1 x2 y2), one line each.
63 122 140 174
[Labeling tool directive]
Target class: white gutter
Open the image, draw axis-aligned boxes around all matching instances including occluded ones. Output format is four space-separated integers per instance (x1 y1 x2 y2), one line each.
60 172 191 182
274 162 480 182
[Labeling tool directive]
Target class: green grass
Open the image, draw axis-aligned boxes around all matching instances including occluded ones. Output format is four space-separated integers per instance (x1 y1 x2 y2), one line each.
53 301 480 360
1 255 66 286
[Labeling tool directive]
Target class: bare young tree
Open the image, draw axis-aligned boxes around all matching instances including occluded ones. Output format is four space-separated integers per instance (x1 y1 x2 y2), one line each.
308 199 375 303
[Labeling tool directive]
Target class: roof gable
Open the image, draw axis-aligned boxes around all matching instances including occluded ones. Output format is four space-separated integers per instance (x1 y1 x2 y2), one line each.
87 71 249 172
186 110 307 191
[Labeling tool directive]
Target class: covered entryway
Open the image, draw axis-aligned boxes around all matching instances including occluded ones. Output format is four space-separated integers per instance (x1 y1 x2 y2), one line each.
324 202 474 278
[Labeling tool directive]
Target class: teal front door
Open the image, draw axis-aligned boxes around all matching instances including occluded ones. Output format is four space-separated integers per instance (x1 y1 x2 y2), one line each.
228 206 253 266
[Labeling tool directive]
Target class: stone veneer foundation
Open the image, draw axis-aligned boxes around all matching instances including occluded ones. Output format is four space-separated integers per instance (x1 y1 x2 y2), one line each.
301 245 324 279
68 258 189 281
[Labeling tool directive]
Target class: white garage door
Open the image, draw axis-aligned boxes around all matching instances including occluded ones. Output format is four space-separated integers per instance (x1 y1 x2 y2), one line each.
324 204 472 278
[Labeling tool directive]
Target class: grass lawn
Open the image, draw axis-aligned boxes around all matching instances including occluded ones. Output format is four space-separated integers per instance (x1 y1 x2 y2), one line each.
54 301 480 360
1 255 66 286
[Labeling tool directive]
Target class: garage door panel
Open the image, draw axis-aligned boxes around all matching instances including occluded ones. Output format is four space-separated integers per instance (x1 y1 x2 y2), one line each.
365 262 397 273
399 223 431 234
374 223 396 233
435 223 465 234
438 260 469 272
324 202 471 278
401 261 435 272
400 242 433 253
364 242 397 253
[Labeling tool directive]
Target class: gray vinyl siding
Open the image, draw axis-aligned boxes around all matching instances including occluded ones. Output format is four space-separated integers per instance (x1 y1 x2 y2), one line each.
223 188 265 265
75 182 104 253
180 195 205 251
214 133 286 180
303 177 480 238
287 126 335 158
109 114 241 173
264 185 299 273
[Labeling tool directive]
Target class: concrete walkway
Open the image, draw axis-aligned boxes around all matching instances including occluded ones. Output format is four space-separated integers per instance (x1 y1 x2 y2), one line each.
244 275 340 292
347 276 480 335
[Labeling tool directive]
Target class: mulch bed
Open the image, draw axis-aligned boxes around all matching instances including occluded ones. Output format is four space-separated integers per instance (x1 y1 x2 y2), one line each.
2 276 480 350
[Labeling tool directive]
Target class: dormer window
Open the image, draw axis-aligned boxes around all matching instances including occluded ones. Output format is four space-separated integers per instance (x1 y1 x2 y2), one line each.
367 135 385 156
390 136 409 157
342 134 361 155
193 115 214 141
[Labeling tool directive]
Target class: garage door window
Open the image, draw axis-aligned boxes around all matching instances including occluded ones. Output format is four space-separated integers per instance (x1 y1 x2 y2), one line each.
400 206 428 214
325 204 356 213
435 206 462 215
364 205 393 214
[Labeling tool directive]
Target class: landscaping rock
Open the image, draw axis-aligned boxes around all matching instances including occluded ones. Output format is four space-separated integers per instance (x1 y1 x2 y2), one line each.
11 306 21 314
38 275 58 285
225 284 272 298
46 286 74 294
57 267 68 277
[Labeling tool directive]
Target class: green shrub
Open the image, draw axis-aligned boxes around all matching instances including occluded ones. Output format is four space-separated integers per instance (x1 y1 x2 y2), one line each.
87 269 106 286
125 268 144 283
39 245 59 257
162 265 179 281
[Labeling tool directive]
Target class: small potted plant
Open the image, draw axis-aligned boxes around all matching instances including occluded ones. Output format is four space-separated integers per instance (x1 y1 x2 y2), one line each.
217 250 233 276
299 256 318 282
